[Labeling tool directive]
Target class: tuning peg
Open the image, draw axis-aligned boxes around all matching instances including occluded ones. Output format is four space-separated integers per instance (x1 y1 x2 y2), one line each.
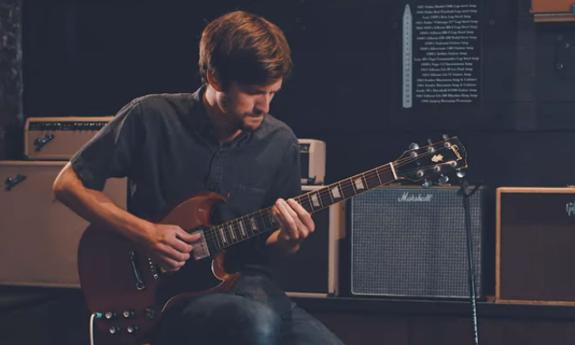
422 179 432 188
442 134 449 140
409 142 420 150
438 175 450 185
427 139 435 152
456 170 466 178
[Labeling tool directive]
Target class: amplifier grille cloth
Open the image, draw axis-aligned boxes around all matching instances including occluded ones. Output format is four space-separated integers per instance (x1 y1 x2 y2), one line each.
351 186 483 298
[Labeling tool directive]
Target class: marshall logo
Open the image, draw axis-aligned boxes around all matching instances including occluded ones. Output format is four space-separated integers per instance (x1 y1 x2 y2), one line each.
566 202 575 216
397 192 433 202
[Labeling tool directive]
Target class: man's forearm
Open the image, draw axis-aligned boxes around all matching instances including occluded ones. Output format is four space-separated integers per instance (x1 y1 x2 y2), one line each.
52 162 152 245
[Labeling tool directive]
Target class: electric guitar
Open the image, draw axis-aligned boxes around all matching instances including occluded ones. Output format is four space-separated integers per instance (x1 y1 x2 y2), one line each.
78 136 467 345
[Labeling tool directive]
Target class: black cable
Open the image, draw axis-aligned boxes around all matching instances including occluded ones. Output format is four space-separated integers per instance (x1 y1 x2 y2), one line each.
458 179 481 345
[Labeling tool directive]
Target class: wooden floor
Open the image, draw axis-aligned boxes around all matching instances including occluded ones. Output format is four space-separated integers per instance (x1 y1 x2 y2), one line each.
4 286 575 345
296 297 575 345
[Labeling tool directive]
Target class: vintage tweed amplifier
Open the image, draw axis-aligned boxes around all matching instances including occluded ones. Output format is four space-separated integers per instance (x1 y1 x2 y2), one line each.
24 116 112 160
298 139 326 185
0 160 126 287
497 187 575 305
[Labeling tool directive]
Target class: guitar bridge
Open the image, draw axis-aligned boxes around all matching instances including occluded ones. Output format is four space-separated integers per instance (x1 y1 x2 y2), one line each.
190 229 210 260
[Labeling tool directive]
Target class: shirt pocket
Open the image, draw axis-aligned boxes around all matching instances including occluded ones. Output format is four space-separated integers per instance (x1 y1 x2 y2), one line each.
228 183 268 216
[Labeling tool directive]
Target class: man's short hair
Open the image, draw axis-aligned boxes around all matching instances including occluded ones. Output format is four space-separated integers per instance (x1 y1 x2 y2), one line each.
199 10 293 87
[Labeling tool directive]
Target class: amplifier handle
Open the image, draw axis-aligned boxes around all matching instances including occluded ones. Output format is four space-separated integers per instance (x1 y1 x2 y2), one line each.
33 133 55 151
4 174 27 191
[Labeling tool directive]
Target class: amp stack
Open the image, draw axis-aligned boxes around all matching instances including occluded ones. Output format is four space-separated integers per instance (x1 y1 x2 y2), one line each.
0 116 126 288
270 139 346 297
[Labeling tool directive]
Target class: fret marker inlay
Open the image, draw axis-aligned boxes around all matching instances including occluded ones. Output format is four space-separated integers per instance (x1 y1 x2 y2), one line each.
311 193 321 207
227 225 236 241
354 178 365 190
331 186 342 199
239 221 247 237
249 217 258 231
219 227 227 245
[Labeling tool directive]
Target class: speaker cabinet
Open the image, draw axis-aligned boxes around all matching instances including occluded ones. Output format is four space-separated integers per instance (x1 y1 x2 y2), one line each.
0 161 126 287
350 185 484 298
496 187 575 305
269 185 345 297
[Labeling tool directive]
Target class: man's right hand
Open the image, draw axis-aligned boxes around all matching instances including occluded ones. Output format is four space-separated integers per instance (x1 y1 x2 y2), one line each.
142 223 201 272
52 163 201 273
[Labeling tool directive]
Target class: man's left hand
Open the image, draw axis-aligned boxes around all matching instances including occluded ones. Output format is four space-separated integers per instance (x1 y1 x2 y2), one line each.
271 198 315 252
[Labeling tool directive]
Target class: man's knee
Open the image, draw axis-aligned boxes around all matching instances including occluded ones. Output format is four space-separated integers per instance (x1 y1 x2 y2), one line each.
244 299 281 342
180 293 281 345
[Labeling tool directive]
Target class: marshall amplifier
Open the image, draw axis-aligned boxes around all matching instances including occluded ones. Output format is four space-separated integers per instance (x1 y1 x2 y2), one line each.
350 185 485 298
269 185 345 297
298 139 326 185
0 160 126 287
24 116 112 160
497 187 575 305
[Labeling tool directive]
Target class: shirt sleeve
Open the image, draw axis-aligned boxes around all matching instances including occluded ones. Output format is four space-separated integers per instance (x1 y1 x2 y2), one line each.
70 100 143 191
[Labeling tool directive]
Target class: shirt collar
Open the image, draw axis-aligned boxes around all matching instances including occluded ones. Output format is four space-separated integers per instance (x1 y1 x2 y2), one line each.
189 85 254 149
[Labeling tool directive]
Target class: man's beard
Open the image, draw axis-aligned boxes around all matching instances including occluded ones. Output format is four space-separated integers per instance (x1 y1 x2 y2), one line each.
220 95 264 131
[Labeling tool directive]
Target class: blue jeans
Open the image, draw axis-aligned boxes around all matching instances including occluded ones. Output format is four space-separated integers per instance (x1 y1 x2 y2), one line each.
155 272 344 345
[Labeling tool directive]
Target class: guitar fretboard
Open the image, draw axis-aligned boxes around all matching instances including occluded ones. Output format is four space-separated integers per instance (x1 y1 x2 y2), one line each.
202 163 397 255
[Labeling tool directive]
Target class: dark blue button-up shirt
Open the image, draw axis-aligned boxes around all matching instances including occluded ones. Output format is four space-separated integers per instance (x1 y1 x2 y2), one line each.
71 86 301 270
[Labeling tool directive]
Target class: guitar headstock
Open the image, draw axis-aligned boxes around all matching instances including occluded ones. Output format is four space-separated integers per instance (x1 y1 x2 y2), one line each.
394 136 468 186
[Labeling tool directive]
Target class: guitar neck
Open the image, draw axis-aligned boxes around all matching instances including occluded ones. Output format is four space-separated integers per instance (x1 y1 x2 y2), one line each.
296 162 397 213
204 162 398 254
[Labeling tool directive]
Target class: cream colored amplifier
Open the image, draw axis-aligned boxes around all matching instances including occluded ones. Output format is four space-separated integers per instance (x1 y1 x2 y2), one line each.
0 160 126 287
24 116 112 160
298 138 326 185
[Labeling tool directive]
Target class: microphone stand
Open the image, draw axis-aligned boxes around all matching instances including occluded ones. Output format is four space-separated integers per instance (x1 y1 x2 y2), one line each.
458 179 481 345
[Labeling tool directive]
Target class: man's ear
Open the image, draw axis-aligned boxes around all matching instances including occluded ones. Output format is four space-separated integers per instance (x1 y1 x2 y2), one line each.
206 70 224 92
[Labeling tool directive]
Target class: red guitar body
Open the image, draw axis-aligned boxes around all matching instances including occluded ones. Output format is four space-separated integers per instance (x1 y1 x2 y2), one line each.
78 192 239 345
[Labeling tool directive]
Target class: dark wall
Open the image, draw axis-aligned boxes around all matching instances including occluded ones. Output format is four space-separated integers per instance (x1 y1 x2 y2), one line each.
0 0 23 159
20 0 575 189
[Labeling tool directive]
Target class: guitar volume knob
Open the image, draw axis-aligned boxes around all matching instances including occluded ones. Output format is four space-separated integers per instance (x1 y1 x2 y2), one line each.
122 310 135 319
104 311 117 320
108 326 121 335
126 325 140 334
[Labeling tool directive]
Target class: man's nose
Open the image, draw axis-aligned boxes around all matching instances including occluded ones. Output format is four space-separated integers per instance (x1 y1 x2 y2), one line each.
254 94 272 115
